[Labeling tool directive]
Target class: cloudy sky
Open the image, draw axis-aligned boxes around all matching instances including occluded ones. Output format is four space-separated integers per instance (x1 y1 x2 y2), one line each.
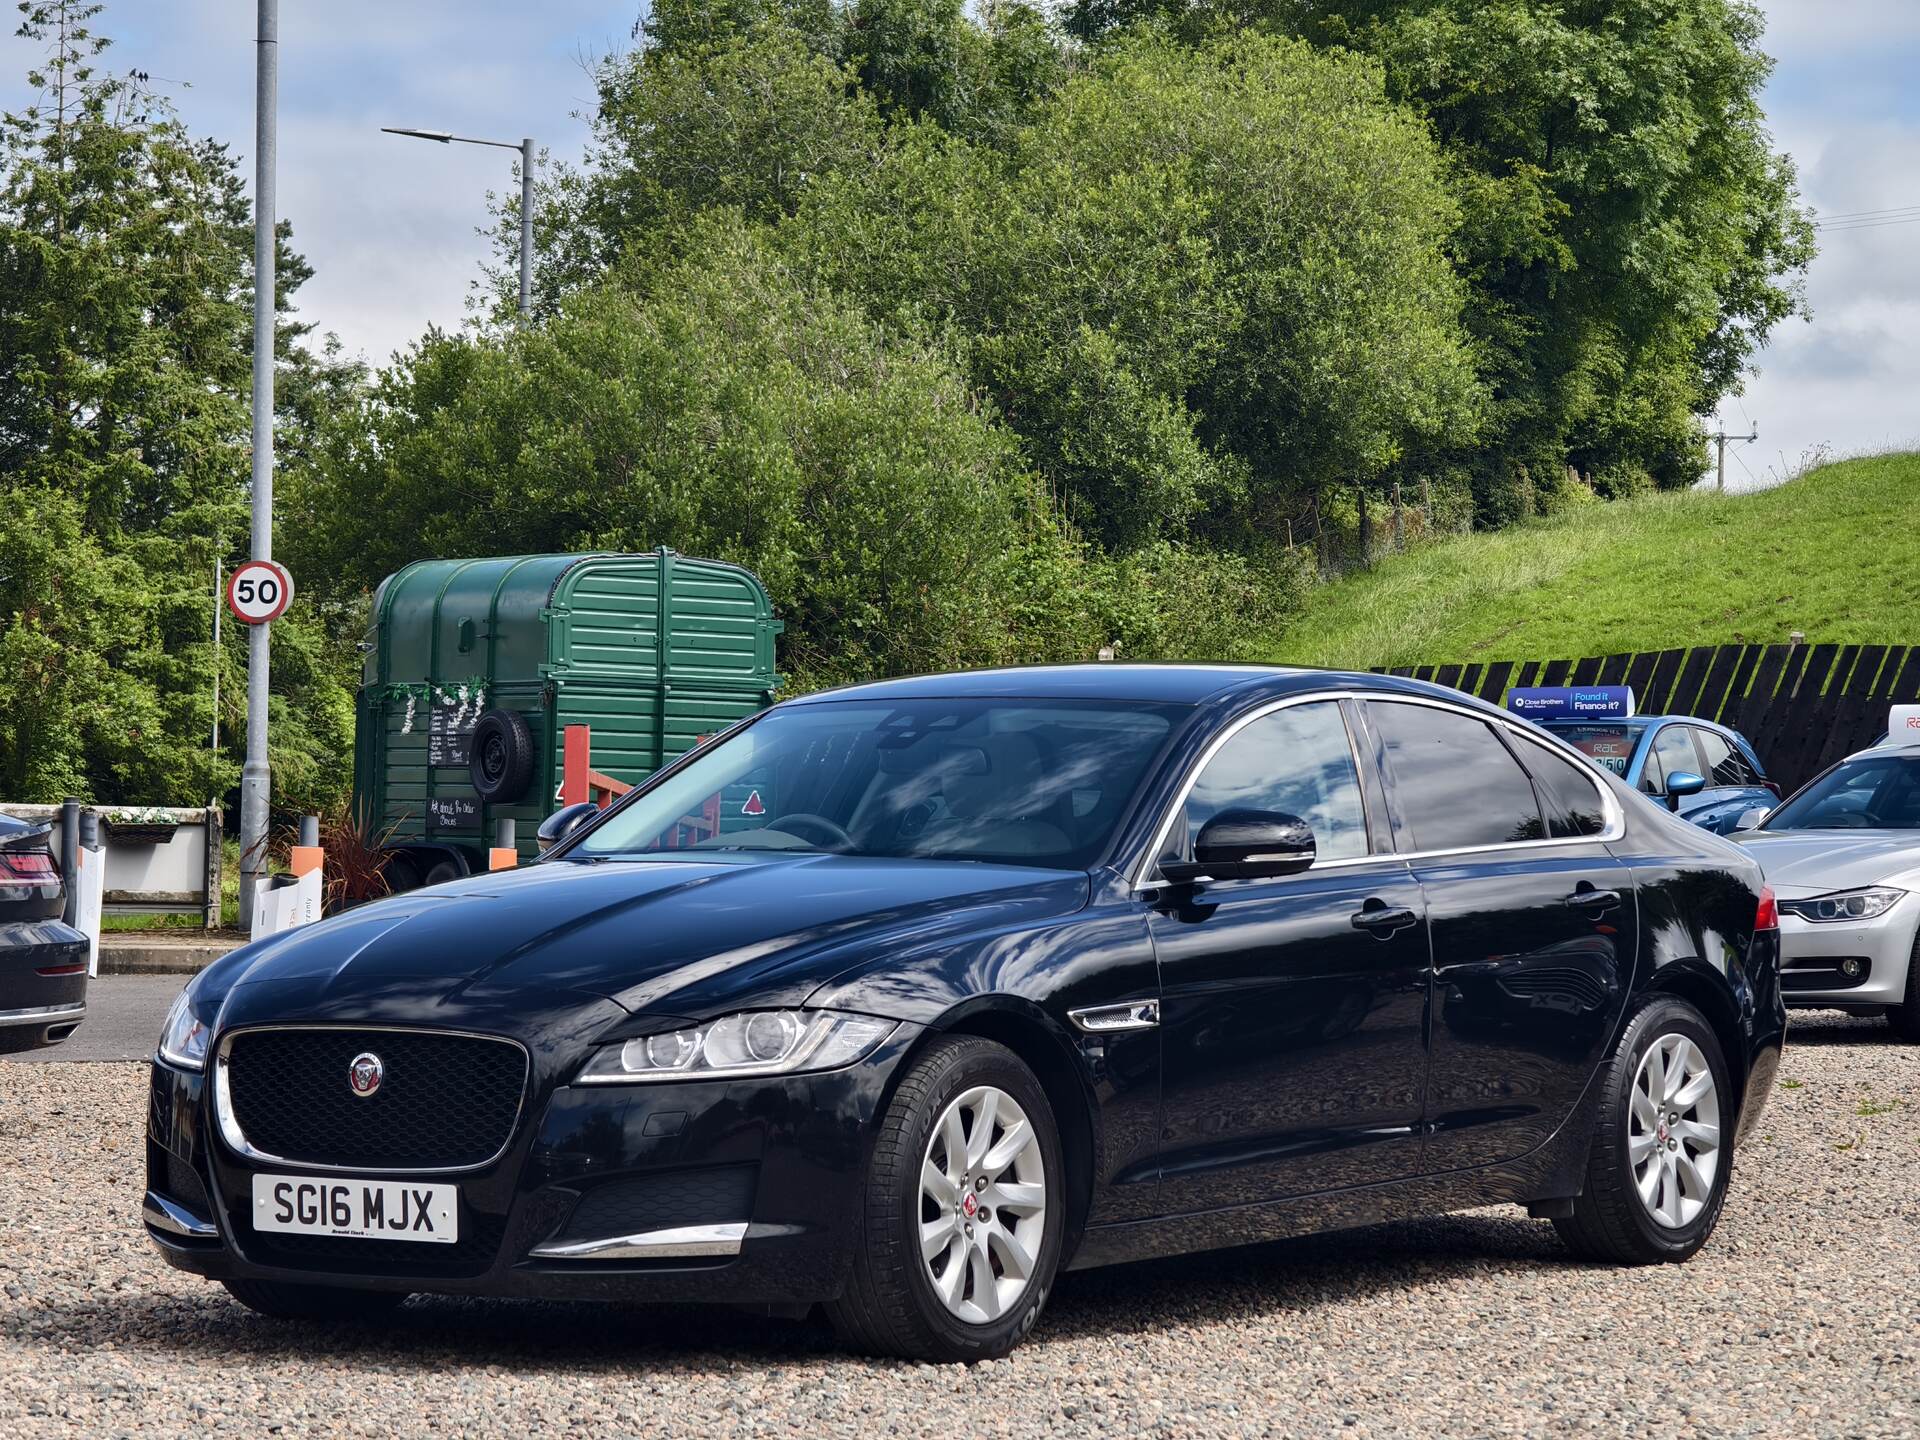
3 1 1915 487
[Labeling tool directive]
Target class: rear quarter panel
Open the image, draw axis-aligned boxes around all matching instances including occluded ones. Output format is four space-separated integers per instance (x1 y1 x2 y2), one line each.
1608 781 1784 1130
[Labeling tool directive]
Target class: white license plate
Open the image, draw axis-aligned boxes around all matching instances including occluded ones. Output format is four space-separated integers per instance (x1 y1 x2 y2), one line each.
252 1174 458 1245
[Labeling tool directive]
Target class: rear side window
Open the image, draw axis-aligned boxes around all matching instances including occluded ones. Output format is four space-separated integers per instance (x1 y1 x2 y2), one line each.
1372 702 1546 850
1695 729 1758 787
1517 739 1609 838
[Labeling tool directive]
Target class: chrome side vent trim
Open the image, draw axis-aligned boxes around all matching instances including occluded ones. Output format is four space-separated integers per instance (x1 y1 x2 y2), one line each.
1067 1000 1160 1034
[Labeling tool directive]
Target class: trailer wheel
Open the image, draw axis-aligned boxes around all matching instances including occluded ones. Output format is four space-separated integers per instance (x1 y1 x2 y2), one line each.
470 708 536 803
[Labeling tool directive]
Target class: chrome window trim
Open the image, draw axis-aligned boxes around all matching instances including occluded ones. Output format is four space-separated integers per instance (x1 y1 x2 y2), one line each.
529 1221 748 1261
213 1023 532 1177
1132 689 1624 892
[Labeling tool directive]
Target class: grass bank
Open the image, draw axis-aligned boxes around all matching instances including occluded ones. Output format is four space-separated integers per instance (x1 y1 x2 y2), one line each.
1264 454 1920 670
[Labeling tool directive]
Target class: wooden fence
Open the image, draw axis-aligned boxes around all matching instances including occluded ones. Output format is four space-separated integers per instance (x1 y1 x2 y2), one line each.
1380 644 1920 794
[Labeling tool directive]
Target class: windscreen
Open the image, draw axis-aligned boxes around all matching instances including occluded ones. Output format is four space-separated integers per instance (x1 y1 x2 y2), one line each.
572 698 1187 870
1764 754 1920 831
1541 721 1645 778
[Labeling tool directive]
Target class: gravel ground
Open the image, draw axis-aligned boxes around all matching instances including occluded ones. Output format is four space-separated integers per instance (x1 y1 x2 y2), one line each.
1 1012 1914 1438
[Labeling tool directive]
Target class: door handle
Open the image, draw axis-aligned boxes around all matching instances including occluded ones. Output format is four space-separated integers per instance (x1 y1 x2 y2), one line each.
1565 887 1621 913
1351 904 1419 936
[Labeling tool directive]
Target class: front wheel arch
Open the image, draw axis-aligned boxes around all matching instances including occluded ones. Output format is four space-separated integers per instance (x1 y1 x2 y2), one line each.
915 1000 1097 1266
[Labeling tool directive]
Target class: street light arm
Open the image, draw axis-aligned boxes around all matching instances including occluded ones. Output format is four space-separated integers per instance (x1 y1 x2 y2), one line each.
382 125 523 151
382 125 537 318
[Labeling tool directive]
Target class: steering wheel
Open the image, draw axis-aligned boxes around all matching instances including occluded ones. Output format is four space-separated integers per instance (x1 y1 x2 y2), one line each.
764 812 856 851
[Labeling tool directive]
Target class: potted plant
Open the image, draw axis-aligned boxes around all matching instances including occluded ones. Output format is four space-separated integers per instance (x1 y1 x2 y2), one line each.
102 806 182 845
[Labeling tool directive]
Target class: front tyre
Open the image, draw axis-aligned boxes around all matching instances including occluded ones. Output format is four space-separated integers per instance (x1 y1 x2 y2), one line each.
1886 928 1920 1043
827 1036 1064 1362
1554 997 1732 1264
222 1279 408 1323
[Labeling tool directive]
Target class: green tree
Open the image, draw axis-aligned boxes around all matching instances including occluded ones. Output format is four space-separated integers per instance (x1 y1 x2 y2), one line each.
792 32 1484 551
1064 0 1816 516
293 219 1107 683
0 0 360 809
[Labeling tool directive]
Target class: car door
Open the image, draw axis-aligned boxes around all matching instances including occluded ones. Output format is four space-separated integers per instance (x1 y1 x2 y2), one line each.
1144 698 1432 1213
1690 726 1774 832
1363 698 1637 1173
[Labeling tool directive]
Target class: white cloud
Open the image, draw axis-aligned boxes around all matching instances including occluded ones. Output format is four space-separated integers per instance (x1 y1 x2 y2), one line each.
1 0 620 364
1712 2 1920 487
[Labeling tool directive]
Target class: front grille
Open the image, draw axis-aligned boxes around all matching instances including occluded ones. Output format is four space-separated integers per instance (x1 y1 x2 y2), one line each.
242 1211 508 1278
552 1165 757 1247
223 1028 528 1170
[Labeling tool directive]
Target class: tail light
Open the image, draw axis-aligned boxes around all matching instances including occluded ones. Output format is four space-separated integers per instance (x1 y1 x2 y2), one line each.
1761 780 1782 799
1755 885 1779 932
0 848 57 881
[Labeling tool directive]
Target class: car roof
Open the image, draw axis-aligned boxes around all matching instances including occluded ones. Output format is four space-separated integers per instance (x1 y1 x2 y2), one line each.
783 663 1461 708
1848 740 1920 762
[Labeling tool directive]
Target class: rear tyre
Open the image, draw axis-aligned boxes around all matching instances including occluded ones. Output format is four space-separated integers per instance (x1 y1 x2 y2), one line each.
1887 929 1920 1043
1554 996 1732 1265
222 1279 408 1323
420 856 466 888
826 1036 1065 1362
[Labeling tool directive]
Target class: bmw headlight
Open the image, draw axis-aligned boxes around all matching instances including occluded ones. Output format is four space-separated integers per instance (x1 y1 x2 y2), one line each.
156 988 212 1071
576 1010 897 1084
1781 887 1906 923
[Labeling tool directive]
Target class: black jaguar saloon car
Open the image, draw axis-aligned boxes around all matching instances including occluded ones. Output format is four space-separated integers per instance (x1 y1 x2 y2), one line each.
145 666 1785 1361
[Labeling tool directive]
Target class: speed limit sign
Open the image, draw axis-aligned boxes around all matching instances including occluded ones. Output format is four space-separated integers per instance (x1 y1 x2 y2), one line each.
227 559 294 625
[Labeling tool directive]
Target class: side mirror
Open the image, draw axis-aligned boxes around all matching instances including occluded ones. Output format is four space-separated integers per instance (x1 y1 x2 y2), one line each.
1161 810 1316 885
1664 770 1706 809
536 802 600 854
1733 806 1771 832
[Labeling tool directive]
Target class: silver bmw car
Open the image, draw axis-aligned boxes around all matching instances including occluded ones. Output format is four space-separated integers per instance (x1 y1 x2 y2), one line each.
1736 740 1920 1040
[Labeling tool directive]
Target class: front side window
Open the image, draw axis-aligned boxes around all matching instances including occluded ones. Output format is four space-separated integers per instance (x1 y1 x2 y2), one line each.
1160 701 1369 869
1764 755 1920 831
1644 726 1701 795
570 698 1185 870
1372 702 1546 850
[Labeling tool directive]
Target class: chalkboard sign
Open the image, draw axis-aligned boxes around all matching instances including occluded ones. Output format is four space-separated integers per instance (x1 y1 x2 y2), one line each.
428 702 478 768
427 796 482 833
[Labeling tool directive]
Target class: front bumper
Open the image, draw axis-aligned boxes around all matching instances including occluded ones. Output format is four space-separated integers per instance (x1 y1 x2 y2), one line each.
0 919 88 1051
144 1023 921 1305
1777 903 1915 1008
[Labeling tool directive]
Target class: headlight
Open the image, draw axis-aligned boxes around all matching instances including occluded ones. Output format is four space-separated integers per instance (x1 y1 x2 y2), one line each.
156 988 211 1071
576 1010 897 1084
1780 887 1906 923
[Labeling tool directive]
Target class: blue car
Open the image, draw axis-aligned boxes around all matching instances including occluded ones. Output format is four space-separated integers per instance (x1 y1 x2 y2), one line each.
1535 716 1778 834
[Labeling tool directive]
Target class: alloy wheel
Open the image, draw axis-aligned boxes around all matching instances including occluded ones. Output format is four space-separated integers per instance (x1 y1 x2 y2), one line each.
918 1084 1048 1323
1628 1032 1722 1229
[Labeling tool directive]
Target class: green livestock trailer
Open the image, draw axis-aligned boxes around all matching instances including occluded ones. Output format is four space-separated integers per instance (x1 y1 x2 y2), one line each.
351 549 782 888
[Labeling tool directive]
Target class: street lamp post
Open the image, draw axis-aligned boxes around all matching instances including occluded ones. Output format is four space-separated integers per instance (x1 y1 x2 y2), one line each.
238 0 278 929
382 127 536 315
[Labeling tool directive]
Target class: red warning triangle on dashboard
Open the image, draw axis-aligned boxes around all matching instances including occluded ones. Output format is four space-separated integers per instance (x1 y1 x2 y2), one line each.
741 790 766 817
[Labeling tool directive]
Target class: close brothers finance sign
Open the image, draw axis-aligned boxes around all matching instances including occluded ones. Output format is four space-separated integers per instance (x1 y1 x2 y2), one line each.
1505 686 1637 721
